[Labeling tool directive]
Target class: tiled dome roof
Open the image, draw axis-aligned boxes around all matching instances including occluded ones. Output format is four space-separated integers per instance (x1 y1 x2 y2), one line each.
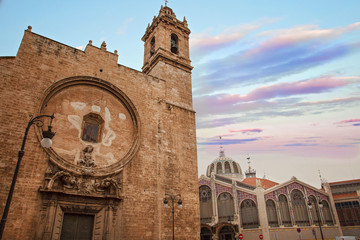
206 149 244 180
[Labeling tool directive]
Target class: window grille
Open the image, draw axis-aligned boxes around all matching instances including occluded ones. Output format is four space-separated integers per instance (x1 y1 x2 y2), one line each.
321 200 334 225
200 227 212 240
291 190 310 226
224 162 231 173
266 199 279 227
335 201 360 226
233 163 239 173
217 193 235 222
240 199 259 229
278 194 292 227
199 186 213 224
216 162 222 174
308 196 320 225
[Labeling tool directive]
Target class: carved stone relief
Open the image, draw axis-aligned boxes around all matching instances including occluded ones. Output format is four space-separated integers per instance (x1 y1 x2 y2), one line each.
79 145 96 168
43 160 122 198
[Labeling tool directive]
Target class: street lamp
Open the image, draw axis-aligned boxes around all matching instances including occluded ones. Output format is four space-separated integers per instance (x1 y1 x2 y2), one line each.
0 114 55 239
308 199 324 240
163 193 182 240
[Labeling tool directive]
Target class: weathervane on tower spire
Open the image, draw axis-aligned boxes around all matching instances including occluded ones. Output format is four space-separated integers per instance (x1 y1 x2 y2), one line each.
247 156 251 170
164 0 168 6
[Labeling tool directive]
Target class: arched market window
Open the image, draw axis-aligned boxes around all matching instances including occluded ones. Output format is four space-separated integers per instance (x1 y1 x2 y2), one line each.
240 199 259 229
199 186 213 224
278 194 292 227
217 192 235 222
291 190 310 226
266 199 279 227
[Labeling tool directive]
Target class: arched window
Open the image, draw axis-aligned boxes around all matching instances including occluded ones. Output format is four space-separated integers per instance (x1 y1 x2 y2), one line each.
266 199 279 227
82 113 104 143
200 227 212 240
233 163 239 173
150 37 155 56
217 193 234 222
291 190 310 226
278 194 292 227
216 162 222 174
224 161 231 173
240 199 259 229
308 195 320 225
170 34 178 54
209 163 214 176
321 200 334 225
219 226 234 240
199 186 213 224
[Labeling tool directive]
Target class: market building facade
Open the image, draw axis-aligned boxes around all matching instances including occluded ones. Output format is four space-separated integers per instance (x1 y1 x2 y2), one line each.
199 150 343 240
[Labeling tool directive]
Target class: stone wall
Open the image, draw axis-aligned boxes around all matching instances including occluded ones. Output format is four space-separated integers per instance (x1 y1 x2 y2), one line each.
0 25 199 240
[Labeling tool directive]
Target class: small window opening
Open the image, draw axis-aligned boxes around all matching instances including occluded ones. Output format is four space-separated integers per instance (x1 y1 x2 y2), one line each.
150 37 155 56
171 34 178 54
82 113 104 143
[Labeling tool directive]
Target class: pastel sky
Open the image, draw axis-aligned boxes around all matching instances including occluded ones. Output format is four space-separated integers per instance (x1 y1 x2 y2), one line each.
1 0 359 187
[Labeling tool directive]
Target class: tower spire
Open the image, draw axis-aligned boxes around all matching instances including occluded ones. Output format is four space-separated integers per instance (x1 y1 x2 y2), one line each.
219 136 225 157
164 0 168 7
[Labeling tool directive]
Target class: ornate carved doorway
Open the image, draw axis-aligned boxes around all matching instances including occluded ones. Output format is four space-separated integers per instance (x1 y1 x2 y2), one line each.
60 213 94 240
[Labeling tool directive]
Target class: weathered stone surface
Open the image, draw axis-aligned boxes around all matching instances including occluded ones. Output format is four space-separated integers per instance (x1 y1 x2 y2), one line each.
0 6 199 240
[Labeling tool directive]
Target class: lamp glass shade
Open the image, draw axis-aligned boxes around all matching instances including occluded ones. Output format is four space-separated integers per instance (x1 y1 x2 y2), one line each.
177 199 182 208
41 138 53 148
163 198 168 208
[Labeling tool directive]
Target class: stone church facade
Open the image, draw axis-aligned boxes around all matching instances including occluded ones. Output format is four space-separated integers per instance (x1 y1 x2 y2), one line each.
0 6 199 240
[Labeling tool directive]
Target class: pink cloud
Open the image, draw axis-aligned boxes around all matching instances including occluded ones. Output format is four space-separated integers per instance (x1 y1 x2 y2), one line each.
248 22 360 57
210 75 356 104
335 119 360 125
240 76 355 102
190 20 275 53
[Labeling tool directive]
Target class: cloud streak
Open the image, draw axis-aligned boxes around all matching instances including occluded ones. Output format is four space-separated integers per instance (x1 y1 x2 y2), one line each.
335 119 360 127
229 128 263 134
190 21 274 57
197 137 260 145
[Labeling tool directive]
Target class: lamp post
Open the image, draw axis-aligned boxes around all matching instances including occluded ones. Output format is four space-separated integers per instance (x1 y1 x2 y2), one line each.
0 114 55 239
163 193 182 240
308 199 324 240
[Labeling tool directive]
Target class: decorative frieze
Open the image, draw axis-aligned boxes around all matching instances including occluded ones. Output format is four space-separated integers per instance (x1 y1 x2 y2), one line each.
42 161 122 198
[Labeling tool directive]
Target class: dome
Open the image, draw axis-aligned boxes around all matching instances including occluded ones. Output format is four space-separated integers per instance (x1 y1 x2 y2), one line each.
206 149 244 180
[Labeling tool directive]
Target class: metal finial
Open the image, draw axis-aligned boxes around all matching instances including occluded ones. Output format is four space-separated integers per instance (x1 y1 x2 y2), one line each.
318 169 326 184
164 0 168 6
247 156 251 169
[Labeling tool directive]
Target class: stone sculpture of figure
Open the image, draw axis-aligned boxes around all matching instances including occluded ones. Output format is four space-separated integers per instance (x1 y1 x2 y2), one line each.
79 145 96 167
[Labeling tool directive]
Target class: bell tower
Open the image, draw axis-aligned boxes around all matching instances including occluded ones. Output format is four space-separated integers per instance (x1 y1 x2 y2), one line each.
142 5 193 108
